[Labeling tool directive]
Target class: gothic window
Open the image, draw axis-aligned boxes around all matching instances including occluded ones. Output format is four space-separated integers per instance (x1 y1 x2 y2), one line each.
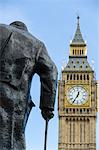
78 50 79 55
73 49 74 55
80 109 82 113
84 74 86 80
73 122 75 142
80 74 82 80
87 74 89 80
77 74 79 80
70 122 72 142
80 49 82 55
66 109 68 113
84 121 85 142
67 74 69 80
77 109 79 113
87 109 89 113
82 50 84 55
77 50 78 55
75 50 76 55
74 74 75 80
83 108 86 112
80 123 82 142
73 109 75 113
66 118 68 121
70 74 72 80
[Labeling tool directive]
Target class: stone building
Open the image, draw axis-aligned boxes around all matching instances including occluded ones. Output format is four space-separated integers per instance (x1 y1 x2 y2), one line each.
58 17 98 150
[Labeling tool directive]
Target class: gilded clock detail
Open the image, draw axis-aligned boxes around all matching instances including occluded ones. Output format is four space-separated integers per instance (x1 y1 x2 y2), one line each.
67 86 88 105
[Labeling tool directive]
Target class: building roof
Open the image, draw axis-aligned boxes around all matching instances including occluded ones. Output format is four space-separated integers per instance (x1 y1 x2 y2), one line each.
63 16 93 72
71 16 85 45
63 57 93 72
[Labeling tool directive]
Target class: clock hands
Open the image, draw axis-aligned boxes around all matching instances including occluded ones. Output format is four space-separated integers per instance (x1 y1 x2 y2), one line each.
72 91 80 103
68 86 88 105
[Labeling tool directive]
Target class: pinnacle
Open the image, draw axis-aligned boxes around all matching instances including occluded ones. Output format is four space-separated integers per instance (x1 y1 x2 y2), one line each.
71 17 85 44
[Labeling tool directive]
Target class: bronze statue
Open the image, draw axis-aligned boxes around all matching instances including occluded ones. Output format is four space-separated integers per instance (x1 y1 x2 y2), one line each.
0 21 58 150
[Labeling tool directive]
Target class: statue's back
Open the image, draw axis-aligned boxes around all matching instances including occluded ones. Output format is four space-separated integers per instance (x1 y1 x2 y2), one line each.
0 24 36 150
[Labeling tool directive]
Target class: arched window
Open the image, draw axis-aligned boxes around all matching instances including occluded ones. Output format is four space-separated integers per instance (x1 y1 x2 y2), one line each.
80 50 82 55
70 74 72 80
73 109 75 113
87 109 89 113
84 74 86 80
77 50 78 55
80 74 82 80
77 74 79 80
75 50 76 55
74 74 75 80
66 109 68 113
67 74 69 80
82 50 84 55
80 109 82 113
73 49 74 55
87 74 89 80
78 50 79 55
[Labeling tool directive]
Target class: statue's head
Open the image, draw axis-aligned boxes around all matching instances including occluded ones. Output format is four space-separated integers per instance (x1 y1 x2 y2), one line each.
9 21 28 31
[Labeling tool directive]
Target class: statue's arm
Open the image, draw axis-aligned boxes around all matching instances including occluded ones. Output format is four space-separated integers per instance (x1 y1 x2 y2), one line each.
35 43 58 112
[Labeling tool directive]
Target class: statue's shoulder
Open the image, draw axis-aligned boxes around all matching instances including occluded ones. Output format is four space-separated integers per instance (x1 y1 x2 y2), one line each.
0 23 44 49
28 32 44 45
0 23 11 31
26 31 45 51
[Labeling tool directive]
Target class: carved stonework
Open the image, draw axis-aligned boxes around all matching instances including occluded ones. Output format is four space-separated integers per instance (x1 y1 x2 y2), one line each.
58 17 97 150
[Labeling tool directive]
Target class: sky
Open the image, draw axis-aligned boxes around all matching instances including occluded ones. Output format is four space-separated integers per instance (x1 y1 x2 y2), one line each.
0 0 99 150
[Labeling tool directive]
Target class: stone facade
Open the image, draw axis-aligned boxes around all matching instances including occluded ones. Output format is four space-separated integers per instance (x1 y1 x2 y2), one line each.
58 17 98 150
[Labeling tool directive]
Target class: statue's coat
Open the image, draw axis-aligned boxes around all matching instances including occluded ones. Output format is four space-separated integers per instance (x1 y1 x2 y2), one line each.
0 23 57 150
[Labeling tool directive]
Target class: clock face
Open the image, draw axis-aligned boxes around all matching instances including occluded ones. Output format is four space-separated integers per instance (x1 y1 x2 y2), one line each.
67 86 88 105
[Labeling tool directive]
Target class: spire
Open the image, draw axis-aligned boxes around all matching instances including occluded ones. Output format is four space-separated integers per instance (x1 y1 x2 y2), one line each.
71 16 85 45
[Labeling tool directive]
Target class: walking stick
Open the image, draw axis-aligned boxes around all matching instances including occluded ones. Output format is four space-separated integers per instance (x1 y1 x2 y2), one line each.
44 119 49 150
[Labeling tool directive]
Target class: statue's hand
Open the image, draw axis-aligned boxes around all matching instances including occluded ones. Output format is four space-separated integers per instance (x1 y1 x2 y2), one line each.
41 109 54 121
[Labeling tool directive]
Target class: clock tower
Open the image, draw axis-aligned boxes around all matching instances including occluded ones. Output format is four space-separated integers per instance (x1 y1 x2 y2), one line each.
58 17 98 150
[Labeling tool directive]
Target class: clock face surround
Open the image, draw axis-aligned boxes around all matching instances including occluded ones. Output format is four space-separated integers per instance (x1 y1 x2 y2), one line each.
67 86 88 105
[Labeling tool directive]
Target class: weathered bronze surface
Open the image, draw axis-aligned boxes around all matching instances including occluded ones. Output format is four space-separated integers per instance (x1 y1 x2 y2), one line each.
0 21 58 150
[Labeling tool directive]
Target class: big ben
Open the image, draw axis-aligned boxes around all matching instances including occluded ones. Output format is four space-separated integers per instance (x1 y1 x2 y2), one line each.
58 16 98 150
